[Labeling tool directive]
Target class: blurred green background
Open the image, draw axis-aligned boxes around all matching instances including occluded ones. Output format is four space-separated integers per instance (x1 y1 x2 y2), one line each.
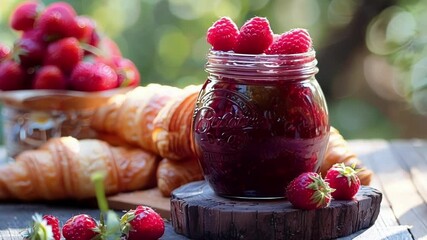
1 0 427 142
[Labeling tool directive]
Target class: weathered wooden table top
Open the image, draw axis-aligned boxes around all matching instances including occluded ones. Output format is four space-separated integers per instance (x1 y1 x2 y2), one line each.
1 139 426 240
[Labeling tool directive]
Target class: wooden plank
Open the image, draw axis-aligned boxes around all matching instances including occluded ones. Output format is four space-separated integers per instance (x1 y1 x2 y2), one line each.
346 140 414 240
107 188 171 219
390 140 427 203
351 140 426 239
0 228 22 240
0 146 6 164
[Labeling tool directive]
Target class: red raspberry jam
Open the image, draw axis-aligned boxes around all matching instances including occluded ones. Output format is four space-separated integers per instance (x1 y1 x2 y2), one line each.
192 50 330 199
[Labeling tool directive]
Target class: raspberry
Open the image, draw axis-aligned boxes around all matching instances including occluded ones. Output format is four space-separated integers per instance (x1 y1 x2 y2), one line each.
266 28 312 54
233 17 273 54
9 1 41 31
206 17 239 51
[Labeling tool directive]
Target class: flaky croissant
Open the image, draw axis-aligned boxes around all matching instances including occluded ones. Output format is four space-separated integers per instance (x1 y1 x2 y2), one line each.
156 157 204 197
90 84 182 155
0 137 160 201
152 85 201 161
321 127 373 185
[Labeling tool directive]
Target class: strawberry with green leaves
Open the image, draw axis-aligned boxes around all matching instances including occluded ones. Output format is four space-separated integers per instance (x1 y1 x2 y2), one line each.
22 214 61 240
114 57 140 87
325 163 361 200
286 172 334 210
62 214 99 240
121 205 165 240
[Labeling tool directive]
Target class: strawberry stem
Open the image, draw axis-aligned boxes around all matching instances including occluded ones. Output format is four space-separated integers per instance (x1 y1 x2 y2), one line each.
91 171 109 212
21 213 53 240
80 43 105 57
91 171 122 239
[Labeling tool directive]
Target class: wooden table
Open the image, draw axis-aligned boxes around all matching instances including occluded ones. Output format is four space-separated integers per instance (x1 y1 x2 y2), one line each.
1 139 426 240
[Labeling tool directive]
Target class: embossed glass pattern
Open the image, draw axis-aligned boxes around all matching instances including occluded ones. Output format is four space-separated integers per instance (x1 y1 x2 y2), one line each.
0 88 131 158
192 50 330 199
2 106 96 158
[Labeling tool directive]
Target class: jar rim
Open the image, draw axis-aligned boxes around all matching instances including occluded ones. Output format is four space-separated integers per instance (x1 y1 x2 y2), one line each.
208 48 316 59
206 49 318 80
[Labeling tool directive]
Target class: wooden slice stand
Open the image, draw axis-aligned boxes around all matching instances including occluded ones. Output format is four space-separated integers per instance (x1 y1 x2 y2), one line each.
171 181 382 240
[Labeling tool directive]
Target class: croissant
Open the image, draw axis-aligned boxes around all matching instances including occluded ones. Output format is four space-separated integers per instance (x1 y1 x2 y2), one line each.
156 157 204 197
0 137 160 201
152 85 201 160
321 127 373 185
90 84 182 154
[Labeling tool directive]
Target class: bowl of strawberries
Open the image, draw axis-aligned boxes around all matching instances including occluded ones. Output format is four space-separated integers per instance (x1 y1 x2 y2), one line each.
0 1 140 157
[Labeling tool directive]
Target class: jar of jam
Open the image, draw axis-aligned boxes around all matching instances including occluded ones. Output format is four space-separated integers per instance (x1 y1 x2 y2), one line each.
192 49 330 199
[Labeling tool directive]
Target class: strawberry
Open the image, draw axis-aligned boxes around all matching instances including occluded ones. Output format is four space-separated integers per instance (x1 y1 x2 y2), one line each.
33 65 67 90
22 28 45 45
74 16 98 45
36 2 78 41
234 17 273 54
206 17 239 51
44 37 83 74
22 214 60 240
121 205 165 240
88 29 101 49
14 36 46 67
10 1 41 31
114 57 140 87
0 60 26 91
266 28 312 54
69 62 118 91
325 163 361 200
286 172 334 210
42 215 61 240
98 37 122 58
47 2 77 17
0 43 11 62
62 214 99 240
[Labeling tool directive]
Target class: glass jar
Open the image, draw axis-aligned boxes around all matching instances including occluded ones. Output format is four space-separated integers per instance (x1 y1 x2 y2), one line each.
0 88 132 158
192 50 330 199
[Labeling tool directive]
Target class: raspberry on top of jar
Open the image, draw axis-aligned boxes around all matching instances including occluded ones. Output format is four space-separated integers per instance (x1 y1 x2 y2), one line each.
206 16 312 55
